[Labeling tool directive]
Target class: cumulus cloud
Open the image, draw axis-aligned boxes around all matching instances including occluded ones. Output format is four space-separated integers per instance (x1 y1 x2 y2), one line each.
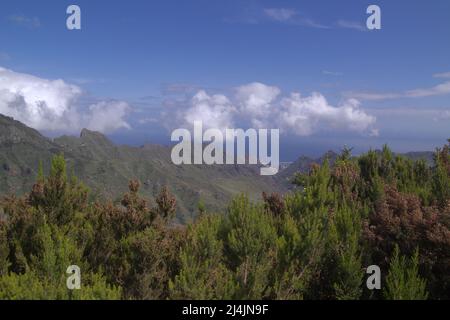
86 101 130 133
164 82 376 137
235 82 280 128
0 67 130 134
279 93 375 135
163 90 236 131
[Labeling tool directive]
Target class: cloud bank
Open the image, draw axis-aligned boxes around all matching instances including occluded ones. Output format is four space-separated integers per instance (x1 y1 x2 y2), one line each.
163 82 377 137
0 67 130 134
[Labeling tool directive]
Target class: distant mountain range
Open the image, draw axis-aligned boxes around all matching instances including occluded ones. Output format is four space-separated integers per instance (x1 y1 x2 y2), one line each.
0 114 289 222
0 114 435 221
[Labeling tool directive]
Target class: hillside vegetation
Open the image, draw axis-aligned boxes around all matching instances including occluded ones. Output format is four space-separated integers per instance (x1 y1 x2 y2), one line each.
0 140 448 300
0 114 286 222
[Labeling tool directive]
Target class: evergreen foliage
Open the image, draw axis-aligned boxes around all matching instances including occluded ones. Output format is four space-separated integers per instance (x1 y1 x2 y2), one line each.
0 140 448 300
384 246 428 300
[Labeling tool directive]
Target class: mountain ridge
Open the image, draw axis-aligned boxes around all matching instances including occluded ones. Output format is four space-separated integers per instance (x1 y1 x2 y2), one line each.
0 114 289 221
0 114 436 221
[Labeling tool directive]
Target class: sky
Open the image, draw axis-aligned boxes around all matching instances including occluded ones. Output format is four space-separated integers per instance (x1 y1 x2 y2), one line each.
0 0 449 160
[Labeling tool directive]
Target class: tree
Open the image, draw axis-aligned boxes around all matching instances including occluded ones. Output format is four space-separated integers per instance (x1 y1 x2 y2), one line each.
170 214 236 299
28 154 88 226
363 185 450 298
384 246 428 300
155 186 177 221
223 195 278 299
262 192 285 217
84 180 181 299
329 205 363 300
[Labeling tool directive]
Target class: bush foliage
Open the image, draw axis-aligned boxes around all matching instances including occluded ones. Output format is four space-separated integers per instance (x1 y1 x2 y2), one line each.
0 141 449 300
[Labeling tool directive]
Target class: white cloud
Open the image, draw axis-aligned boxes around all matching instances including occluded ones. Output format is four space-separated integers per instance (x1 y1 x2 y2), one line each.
235 82 280 128
171 90 236 131
263 8 328 29
433 72 450 79
348 81 450 101
346 92 401 101
337 20 367 31
0 67 130 134
406 81 450 98
164 82 376 137
87 101 130 133
370 106 450 117
278 93 375 135
264 8 297 22
299 18 329 29
8 14 41 28
67 77 108 85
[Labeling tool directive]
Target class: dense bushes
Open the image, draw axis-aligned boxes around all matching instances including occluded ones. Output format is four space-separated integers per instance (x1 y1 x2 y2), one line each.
0 141 449 300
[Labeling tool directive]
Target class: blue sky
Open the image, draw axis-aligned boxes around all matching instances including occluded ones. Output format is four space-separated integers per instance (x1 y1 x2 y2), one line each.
0 0 449 160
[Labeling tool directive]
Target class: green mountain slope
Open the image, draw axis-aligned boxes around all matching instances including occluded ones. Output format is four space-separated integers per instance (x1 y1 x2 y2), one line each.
0 114 287 221
0 114 435 221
